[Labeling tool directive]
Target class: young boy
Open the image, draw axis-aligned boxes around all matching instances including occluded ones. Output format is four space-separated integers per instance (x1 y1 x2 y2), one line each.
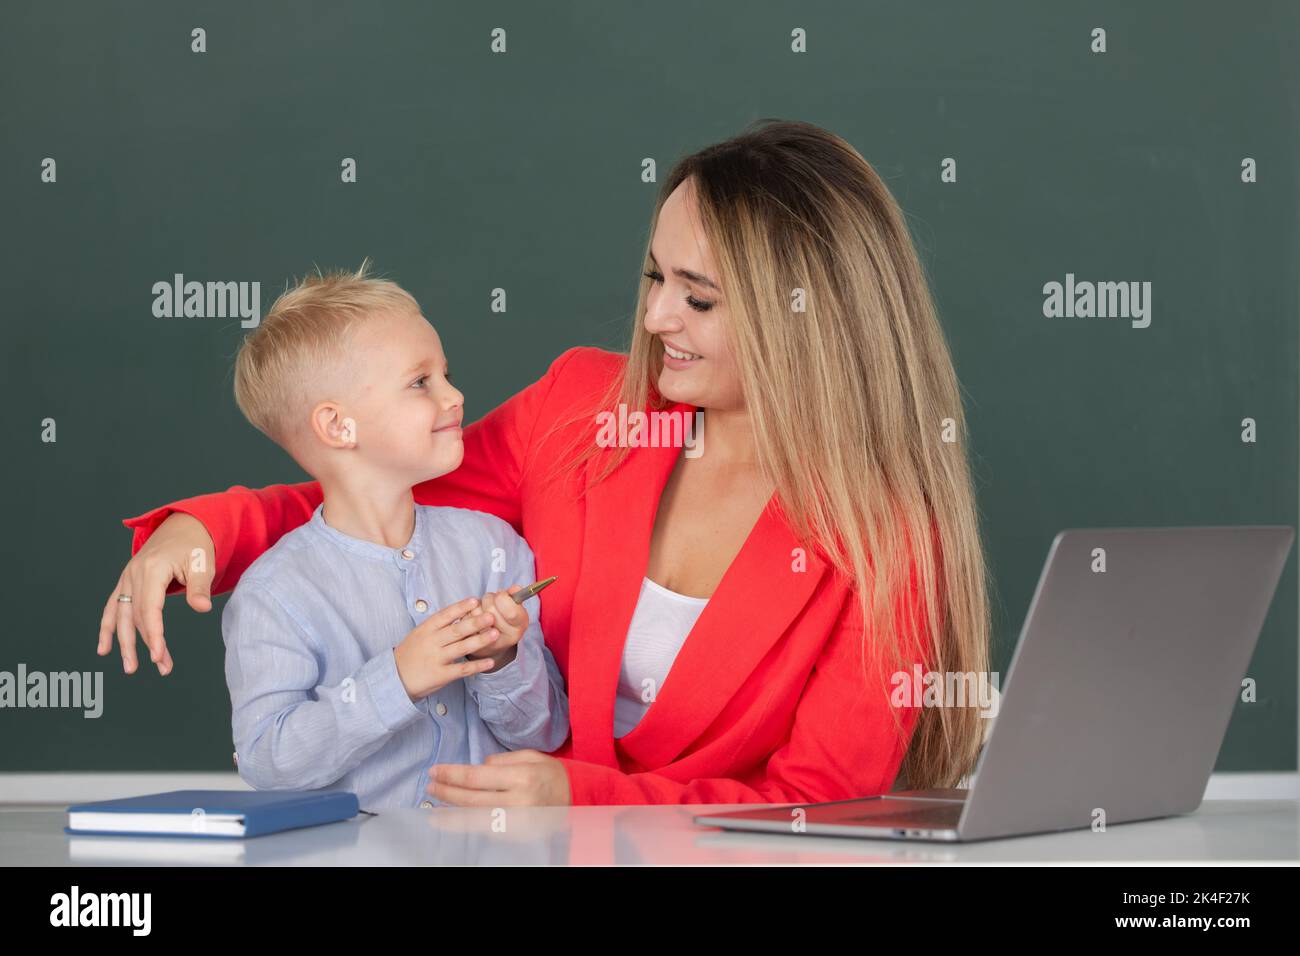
221 261 569 810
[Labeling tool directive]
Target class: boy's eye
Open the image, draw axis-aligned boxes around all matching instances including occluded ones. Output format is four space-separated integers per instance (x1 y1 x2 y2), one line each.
411 375 427 388
445 370 454 384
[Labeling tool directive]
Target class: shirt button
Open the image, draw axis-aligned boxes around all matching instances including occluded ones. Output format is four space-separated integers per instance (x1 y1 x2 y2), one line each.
435 702 448 716
401 549 414 560
419 801 433 809
415 599 428 612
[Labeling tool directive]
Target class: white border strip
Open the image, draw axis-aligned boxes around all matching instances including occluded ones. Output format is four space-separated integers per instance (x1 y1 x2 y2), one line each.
0 771 1294 805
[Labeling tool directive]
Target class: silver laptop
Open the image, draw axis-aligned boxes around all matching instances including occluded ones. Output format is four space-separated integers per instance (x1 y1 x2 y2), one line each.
695 526 1294 842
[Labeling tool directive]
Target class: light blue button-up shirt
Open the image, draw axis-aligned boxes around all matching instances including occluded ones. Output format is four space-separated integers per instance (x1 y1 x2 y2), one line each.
221 502 570 811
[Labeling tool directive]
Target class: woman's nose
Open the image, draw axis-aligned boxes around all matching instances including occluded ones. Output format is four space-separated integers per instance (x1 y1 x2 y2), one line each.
644 296 684 333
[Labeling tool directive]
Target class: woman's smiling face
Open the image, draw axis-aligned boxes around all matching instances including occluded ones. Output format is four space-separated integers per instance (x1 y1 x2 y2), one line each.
643 178 744 411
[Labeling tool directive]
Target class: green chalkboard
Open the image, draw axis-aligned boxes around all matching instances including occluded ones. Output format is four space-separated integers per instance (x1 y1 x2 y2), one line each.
1 0 1295 772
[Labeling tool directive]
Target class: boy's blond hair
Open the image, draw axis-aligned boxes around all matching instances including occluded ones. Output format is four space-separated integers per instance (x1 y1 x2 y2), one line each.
233 258 420 447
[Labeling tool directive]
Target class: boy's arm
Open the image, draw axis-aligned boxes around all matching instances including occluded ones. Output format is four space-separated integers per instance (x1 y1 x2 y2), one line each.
224 580 424 790
464 531 570 753
121 346 584 596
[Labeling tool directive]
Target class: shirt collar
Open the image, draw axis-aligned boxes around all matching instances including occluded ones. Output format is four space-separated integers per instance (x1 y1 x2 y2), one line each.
308 501 428 564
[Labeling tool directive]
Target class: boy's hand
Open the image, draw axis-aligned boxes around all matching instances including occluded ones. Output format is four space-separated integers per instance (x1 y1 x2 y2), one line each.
464 586 529 672
393 597 500 701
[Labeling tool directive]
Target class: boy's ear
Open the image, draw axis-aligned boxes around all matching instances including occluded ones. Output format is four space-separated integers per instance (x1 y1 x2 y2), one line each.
310 401 356 448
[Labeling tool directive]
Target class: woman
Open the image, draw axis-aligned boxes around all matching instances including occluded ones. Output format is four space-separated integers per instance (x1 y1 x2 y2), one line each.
98 119 992 806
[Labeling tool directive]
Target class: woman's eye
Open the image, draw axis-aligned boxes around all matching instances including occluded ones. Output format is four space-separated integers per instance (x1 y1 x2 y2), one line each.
644 269 714 312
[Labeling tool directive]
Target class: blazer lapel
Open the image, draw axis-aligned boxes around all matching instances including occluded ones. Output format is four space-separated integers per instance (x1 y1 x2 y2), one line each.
616 493 829 770
565 401 830 770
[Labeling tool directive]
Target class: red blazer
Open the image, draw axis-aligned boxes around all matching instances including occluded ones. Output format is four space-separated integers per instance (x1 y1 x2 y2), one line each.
125 346 930 805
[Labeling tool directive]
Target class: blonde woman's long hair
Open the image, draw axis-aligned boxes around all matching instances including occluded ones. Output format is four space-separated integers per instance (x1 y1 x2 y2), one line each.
541 119 992 790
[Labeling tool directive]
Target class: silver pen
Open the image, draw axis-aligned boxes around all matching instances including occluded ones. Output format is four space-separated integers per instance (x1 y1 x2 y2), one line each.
511 575 558 604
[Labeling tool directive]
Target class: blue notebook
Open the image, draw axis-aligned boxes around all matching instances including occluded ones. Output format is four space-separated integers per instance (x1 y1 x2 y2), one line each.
65 789 360 839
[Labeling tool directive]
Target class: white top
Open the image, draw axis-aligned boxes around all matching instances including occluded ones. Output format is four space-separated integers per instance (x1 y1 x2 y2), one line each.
613 577 710 738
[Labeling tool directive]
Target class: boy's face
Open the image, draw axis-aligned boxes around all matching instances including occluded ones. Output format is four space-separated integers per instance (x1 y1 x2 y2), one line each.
323 309 465 483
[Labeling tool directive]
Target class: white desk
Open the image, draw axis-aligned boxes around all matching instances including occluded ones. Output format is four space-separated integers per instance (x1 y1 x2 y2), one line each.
1 799 1296 865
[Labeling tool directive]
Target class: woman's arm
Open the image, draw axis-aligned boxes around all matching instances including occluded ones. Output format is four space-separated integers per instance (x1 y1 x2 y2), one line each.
123 481 323 598
124 346 582 592
99 346 585 674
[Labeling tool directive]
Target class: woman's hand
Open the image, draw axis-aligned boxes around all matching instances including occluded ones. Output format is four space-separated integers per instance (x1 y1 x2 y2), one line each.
96 511 216 675
428 750 572 806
